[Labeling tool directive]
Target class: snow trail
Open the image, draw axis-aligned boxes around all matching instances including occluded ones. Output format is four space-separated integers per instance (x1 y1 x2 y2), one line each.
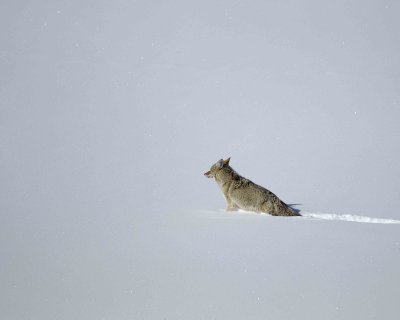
198 209 400 224
300 211 400 224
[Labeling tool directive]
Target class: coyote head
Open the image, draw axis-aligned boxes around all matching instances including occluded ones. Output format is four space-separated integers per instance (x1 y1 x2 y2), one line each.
204 157 231 178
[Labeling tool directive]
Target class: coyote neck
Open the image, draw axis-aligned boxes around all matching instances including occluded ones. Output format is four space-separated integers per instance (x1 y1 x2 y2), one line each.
214 166 240 189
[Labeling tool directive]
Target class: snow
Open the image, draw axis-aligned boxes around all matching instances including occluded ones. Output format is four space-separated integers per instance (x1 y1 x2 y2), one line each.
301 212 400 224
1 0 400 319
200 209 400 224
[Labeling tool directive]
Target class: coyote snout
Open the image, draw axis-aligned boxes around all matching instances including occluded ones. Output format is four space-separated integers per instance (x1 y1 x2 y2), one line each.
204 170 213 178
204 157 300 216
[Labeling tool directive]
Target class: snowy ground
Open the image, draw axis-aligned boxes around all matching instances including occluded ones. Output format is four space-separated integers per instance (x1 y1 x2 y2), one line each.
1 0 400 319
129 209 400 319
3 206 400 319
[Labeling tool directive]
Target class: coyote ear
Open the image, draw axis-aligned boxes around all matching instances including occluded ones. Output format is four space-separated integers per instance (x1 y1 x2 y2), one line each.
223 157 231 165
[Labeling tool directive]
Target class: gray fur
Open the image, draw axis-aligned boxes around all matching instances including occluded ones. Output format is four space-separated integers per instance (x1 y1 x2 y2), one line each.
204 158 300 217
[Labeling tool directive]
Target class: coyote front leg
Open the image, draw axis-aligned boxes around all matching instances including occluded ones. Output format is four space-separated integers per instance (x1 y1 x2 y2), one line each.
223 189 238 211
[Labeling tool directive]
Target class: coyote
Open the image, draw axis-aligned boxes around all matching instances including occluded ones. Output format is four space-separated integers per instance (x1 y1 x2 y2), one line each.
204 157 300 216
